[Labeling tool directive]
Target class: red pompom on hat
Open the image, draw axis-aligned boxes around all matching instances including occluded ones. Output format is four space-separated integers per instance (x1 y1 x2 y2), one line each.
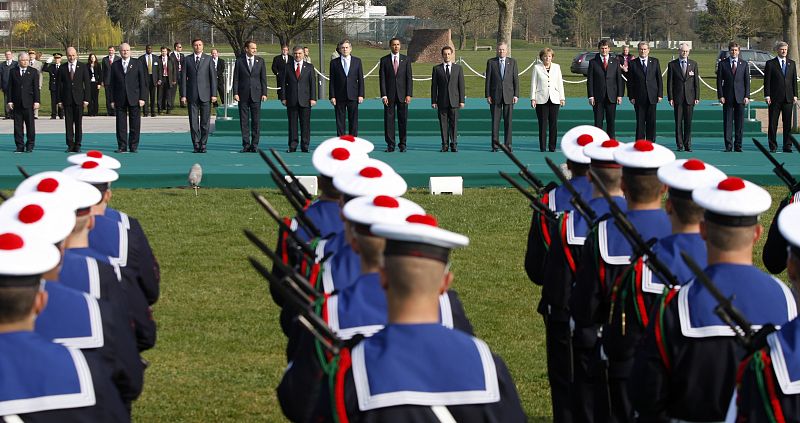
577 134 594 146
340 135 356 142
373 195 400 208
36 178 60 193
634 140 654 151
359 167 383 178
602 140 620 148
406 214 438 227
682 159 706 171
331 148 350 161
18 205 44 224
718 177 746 191
0 233 24 250
87 150 103 158
81 161 100 169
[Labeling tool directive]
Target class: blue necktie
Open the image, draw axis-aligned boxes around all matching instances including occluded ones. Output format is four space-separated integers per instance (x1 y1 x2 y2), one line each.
500 59 505 80
343 58 349 76
782 59 787 76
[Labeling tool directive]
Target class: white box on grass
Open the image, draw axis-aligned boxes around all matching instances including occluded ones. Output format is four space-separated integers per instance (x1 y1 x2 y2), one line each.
429 177 463 195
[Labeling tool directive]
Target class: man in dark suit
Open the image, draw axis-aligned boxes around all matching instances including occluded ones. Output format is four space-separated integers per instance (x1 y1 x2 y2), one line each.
379 37 413 152
279 46 317 153
764 41 798 153
431 46 465 152
108 43 147 153
0 50 17 119
7 53 40 152
168 42 185 111
485 42 519 151
271 45 289 85
627 41 662 142
56 47 91 153
716 41 751 152
328 39 365 136
180 38 218 153
211 48 226 107
157 46 171 114
44 53 64 119
139 45 159 117
587 39 624 138
667 42 700 151
101 46 119 116
233 40 268 153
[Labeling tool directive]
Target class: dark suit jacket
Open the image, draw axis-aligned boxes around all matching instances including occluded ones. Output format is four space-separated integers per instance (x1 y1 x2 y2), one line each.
213 57 225 86
272 54 289 77
169 52 185 93
108 58 147 106
279 61 317 107
0 60 17 92
431 63 465 108
627 56 662 103
764 57 798 104
379 53 413 101
101 55 119 86
666 58 699 104
8 67 40 108
233 55 268 103
138 53 161 85
180 54 217 103
45 63 61 92
716 57 750 103
56 61 91 105
484 56 519 104
328 56 365 101
587 55 624 102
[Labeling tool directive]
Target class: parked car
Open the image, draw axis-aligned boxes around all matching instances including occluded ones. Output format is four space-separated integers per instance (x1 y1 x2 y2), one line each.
716 49 774 78
570 51 597 76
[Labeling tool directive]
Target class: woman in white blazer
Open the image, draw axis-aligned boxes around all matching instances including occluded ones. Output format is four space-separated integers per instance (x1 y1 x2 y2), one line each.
530 48 566 152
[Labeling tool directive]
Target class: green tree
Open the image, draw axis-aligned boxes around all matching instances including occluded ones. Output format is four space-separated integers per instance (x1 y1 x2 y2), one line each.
31 0 107 50
161 0 262 54
696 0 754 44
107 0 147 42
552 0 594 48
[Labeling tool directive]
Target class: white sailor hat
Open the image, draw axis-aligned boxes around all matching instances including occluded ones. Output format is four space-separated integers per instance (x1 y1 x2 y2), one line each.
312 139 370 177
371 214 469 263
333 159 407 198
321 135 375 153
62 161 120 185
778 202 800 253
14 171 102 212
67 150 121 170
657 159 727 198
0 231 61 278
613 140 676 173
0 193 76 244
692 177 772 226
342 195 425 229
583 139 627 167
561 125 609 164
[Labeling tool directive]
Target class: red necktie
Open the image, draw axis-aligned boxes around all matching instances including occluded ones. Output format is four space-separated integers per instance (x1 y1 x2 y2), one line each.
295 63 301 79
393 56 398 74
603 56 608 70
732 60 737 74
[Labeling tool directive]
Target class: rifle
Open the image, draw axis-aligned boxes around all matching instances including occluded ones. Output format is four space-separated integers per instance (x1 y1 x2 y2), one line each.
588 169 680 289
258 149 311 206
545 157 597 223
499 171 557 223
17 165 29 179
269 171 322 239
753 138 800 193
244 229 321 301
498 144 557 195
248 256 342 354
791 135 800 154
250 191 317 259
269 148 314 201
680 251 776 352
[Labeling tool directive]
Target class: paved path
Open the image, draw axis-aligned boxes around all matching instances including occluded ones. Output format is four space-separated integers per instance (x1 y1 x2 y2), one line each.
0 115 207 134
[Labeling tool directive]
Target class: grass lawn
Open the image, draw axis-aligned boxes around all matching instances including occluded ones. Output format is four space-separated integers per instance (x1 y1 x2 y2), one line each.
113 184 788 421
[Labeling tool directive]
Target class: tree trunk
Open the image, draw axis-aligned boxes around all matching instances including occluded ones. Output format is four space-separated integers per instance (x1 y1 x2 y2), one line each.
496 0 514 51
459 23 467 50
473 33 479 51
787 0 799 68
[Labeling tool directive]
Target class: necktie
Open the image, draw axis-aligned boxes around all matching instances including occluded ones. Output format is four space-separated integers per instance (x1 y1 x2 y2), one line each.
147 55 152 74
393 56 398 74
176 54 182 71
603 56 607 70
732 59 737 74
69 64 74 80
248 57 253 71
295 63 301 79
642 59 647 74
446 64 450 79
123 61 128 74
343 57 349 76
500 59 505 79
782 59 786 75
195 55 200 68
681 60 687 76
163 58 168 76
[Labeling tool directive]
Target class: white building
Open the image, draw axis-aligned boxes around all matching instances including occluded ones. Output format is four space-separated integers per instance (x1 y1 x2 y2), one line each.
329 0 386 19
0 0 31 38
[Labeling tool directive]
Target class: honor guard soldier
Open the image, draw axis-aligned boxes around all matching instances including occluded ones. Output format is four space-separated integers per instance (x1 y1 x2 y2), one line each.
0 194 144 414
540 137 627 423
525 125 607 286
311 215 527 422
735 202 800 422
648 159 727 288
67 151 161 308
0 231 131 422
572 139 675 422
631 177 797 422
62 160 157 352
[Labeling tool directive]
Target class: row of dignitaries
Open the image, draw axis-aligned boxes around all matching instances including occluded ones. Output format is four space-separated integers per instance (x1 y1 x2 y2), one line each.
246 135 526 421
524 124 797 422
0 150 161 421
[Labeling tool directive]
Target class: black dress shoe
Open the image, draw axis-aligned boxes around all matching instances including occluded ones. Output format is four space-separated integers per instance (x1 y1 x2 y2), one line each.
14 148 23 153
286 149 296 153
200 148 207 153
129 149 137 153
239 147 250 153
192 149 200 153
450 147 458 153
491 148 498 152
384 148 395 152
734 148 743 152
65 148 73 153
677 147 683 152
784 148 793 153
770 148 777 153
724 148 733 152
685 148 692 152
440 147 448 152
301 149 309 153
114 149 127 153
25 148 33 153
399 146 406 152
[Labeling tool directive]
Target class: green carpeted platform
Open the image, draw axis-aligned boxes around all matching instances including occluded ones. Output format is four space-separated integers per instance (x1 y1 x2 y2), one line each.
1 120 795 190
214 98 765 138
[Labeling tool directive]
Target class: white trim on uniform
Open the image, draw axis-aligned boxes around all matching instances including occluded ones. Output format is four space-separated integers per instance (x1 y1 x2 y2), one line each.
598 221 631 265
768 331 800 395
53 293 104 350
